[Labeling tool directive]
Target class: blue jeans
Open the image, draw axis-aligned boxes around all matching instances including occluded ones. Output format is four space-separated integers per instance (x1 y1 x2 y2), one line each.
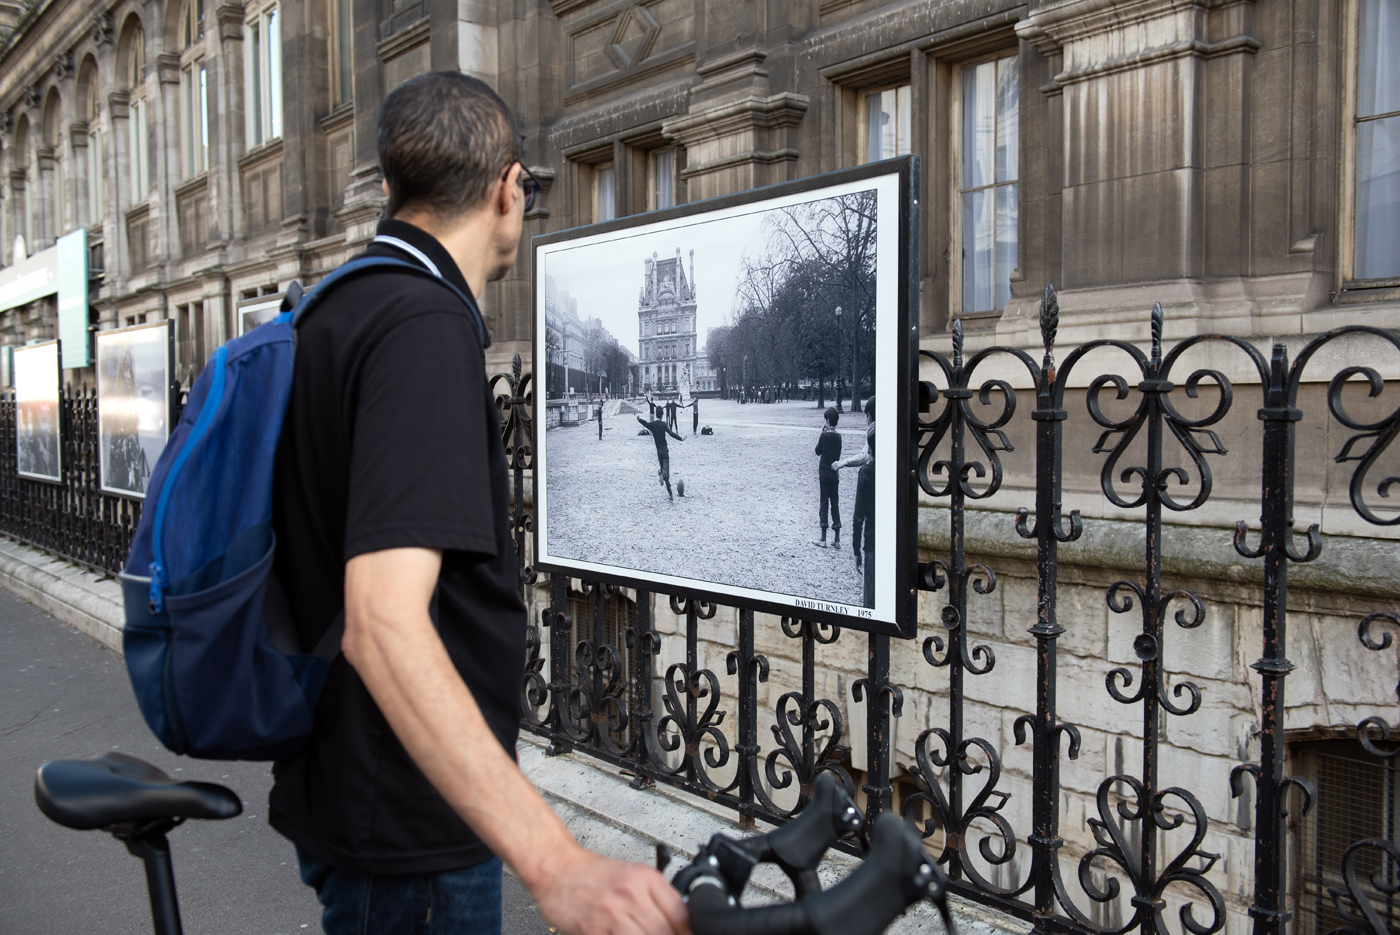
296 846 503 935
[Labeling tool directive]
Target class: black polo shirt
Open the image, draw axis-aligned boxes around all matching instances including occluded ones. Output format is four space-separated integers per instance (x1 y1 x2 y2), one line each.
268 219 526 875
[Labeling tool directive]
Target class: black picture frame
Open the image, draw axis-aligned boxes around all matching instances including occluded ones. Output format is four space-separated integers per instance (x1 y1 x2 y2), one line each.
531 157 919 638
95 319 176 499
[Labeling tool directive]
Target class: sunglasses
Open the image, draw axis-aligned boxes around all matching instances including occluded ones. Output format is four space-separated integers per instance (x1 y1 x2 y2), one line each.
503 162 542 213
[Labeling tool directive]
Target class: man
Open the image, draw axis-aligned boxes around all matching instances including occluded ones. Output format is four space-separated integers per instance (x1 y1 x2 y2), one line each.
813 407 842 548
638 414 684 501
270 72 687 935
666 398 679 433
837 398 876 609
690 396 700 436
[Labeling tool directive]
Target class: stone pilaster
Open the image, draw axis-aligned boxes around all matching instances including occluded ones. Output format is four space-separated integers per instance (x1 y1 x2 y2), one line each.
661 49 808 201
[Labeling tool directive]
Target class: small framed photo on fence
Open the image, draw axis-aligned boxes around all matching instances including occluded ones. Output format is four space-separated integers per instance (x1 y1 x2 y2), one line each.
14 340 62 483
532 158 920 637
237 293 284 336
96 321 175 498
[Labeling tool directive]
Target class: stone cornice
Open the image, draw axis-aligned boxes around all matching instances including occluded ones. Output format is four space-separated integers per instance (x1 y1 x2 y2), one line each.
376 16 429 63
662 92 809 145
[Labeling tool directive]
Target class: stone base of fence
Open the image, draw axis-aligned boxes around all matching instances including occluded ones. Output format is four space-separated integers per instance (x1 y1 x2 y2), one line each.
0 537 124 651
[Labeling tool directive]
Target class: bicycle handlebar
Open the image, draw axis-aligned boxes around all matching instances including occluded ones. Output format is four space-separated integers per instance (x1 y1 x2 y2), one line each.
668 774 951 935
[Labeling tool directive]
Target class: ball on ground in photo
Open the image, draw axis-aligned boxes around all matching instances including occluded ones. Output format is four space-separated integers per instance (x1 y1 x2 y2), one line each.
677 479 685 497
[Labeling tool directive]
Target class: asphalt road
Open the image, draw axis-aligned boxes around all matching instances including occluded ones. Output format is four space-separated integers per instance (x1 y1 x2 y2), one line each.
0 588 548 935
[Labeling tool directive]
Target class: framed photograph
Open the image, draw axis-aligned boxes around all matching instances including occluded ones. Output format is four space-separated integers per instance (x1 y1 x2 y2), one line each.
532 158 919 637
14 340 62 483
237 293 284 335
96 321 174 498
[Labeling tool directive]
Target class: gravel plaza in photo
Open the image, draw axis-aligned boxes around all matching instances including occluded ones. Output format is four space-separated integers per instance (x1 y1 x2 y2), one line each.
544 397 872 609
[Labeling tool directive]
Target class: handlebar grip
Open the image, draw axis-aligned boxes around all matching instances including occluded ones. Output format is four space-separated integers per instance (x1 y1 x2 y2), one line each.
687 882 816 935
764 773 863 875
800 813 942 935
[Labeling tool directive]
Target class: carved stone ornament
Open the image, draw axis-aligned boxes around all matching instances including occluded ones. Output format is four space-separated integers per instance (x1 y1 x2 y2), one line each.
0 112 12 135
22 85 40 110
91 12 114 46
53 53 73 80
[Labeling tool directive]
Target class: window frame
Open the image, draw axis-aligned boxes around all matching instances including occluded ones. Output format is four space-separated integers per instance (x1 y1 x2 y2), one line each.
127 31 149 206
1339 0 1400 297
179 4 209 180
949 48 1020 321
244 2 282 148
592 162 616 223
648 148 675 212
859 82 913 165
83 69 103 227
330 0 353 108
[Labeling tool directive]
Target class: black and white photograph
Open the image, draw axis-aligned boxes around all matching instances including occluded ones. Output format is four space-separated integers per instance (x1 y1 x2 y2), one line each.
14 340 61 483
534 162 916 634
96 321 173 497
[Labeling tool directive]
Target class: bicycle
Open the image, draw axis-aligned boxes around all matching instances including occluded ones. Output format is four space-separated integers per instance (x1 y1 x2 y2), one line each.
35 755 949 935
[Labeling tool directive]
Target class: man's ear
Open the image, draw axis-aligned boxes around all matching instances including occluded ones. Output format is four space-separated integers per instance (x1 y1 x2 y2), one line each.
381 178 390 199
495 164 519 217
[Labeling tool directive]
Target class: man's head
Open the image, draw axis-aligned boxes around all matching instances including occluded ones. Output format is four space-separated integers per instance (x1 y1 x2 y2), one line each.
864 396 876 423
824 407 839 427
377 72 529 282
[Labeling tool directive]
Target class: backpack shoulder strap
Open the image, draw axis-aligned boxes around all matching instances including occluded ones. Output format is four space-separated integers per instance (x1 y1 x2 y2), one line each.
285 255 490 349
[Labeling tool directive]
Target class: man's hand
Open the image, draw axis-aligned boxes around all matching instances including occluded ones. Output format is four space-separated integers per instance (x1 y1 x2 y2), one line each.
530 846 689 935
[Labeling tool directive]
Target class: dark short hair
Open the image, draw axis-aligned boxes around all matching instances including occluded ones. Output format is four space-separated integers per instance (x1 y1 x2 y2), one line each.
377 71 521 219
824 407 839 425
864 396 876 420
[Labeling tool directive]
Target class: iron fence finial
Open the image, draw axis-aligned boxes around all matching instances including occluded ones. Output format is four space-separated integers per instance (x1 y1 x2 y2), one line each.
1040 285 1058 356
952 318 964 370
1151 302 1163 362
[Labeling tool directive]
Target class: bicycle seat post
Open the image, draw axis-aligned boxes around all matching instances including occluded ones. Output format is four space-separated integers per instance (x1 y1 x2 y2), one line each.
113 818 184 935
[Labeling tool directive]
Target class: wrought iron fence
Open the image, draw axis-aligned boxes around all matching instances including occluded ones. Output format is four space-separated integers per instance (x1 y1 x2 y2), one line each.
0 388 163 576
501 289 1400 935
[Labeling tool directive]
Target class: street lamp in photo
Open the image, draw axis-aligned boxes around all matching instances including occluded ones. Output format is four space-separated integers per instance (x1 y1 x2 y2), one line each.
834 305 843 412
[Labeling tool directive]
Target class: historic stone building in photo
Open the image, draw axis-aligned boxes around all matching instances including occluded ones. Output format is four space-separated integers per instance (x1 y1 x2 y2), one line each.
0 2 1394 934
637 247 697 393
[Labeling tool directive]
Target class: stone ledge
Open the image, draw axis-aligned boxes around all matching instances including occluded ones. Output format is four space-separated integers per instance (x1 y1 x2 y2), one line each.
918 507 1400 601
518 733 1030 935
0 537 125 651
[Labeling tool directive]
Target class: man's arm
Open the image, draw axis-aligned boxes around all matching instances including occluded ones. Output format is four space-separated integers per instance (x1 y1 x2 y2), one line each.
666 427 684 442
343 548 687 935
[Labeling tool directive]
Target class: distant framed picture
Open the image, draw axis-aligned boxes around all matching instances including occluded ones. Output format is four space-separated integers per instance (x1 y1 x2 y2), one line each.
14 340 62 483
532 158 920 638
96 321 174 498
237 293 284 335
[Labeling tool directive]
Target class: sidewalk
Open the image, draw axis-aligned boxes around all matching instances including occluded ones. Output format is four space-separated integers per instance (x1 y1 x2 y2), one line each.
0 536 1026 935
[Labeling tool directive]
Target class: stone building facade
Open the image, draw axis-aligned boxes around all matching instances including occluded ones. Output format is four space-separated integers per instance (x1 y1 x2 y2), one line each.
0 1 1395 932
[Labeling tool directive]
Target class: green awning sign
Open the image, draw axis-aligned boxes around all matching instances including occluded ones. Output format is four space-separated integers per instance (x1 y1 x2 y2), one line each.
0 229 89 369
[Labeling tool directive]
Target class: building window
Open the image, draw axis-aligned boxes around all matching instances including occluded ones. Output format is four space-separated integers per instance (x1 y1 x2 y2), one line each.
650 149 674 211
956 52 1018 316
594 163 616 222
84 69 103 226
863 85 911 163
1292 740 1399 935
1351 0 1400 282
127 28 149 205
246 3 282 146
331 0 352 107
180 1 208 179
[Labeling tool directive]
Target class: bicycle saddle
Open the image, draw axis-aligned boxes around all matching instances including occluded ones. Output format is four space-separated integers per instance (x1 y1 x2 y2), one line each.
34 752 242 831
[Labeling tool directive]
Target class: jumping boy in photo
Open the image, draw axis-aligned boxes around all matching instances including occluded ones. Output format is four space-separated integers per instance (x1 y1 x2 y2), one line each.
638 414 684 501
814 406 842 547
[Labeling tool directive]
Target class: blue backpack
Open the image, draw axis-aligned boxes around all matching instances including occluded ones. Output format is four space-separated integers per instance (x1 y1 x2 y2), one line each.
121 253 487 761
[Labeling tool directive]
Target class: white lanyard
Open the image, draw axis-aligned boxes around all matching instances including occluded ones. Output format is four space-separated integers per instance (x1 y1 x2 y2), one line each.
371 235 442 279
